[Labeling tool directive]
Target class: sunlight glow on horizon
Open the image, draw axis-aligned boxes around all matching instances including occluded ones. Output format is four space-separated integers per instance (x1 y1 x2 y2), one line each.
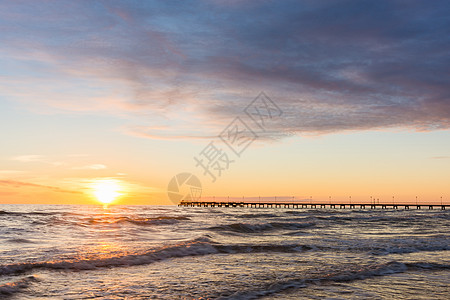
90 179 124 205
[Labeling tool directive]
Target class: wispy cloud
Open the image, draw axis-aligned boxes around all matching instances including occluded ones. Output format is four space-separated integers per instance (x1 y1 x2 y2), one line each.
11 155 64 166
0 170 27 177
72 164 107 170
0 180 82 194
1 0 449 139
124 126 217 141
11 155 45 163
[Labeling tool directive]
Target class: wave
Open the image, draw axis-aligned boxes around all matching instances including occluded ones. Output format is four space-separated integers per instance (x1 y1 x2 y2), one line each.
284 209 343 215
221 261 450 300
208 222 315 233
0 210 192 227
314 213 450 222
0 235 448 298
0 237 215 276
84 215 190 226
371 245 450 255
216 243 312 253
0 210 59 216
234 213 279 219
0 276 38 296
0 238 312 276
44 215 191 227
311 236 450 255
7 238 35 244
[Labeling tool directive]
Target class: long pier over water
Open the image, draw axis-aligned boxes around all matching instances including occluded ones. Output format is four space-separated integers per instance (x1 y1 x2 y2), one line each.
179 198 447 210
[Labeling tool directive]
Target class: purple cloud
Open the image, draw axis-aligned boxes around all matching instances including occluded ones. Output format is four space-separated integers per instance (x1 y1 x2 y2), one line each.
0 0 449 139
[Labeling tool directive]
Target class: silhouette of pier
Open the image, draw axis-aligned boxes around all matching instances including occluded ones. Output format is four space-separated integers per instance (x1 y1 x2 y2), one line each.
179 197 447 210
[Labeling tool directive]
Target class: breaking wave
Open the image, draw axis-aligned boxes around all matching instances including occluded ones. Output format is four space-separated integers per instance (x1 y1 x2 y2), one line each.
0 238 313 276
208 221 316 233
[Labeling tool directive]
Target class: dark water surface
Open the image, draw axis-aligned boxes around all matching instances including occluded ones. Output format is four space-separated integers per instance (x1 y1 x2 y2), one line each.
0 204 448 299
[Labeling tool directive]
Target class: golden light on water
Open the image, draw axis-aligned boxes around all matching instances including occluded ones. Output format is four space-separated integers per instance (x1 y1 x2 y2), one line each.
90 179 123 205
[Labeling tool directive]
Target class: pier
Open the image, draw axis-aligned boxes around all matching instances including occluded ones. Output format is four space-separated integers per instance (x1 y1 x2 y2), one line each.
179 199 447 210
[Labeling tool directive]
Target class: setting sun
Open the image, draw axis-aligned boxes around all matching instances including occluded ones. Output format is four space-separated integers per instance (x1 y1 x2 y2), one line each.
91 179 123 204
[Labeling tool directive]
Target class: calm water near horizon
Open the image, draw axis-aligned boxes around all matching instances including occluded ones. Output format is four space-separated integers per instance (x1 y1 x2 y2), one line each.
0 204 448 299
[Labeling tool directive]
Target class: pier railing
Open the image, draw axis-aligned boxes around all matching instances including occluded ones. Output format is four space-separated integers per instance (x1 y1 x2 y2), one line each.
179 196 447 210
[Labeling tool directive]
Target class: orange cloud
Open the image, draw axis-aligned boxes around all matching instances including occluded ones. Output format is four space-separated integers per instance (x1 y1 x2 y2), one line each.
0 180 82 194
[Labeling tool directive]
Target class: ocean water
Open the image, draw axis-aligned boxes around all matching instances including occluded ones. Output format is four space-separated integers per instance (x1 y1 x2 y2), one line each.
0 204 448 299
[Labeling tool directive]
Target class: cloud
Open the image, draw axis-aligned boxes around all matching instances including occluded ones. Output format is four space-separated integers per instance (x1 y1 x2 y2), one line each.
11 155 45 163
0 180 82 194
0 170 27 177
0 0 449 138
67 154 90 157
124 126 217 141
72 164 107 170
11 155 64 166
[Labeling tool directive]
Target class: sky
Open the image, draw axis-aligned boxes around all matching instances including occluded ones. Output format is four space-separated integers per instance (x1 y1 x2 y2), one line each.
0 0 449 205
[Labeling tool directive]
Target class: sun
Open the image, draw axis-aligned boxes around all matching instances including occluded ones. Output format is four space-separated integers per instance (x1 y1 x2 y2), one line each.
91 179 123 205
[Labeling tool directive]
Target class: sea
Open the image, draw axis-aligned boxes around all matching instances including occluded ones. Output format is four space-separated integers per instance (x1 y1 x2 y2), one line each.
0 204 448 299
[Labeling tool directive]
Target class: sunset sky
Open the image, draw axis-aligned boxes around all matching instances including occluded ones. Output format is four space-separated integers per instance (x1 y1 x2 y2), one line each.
1 0 449 205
